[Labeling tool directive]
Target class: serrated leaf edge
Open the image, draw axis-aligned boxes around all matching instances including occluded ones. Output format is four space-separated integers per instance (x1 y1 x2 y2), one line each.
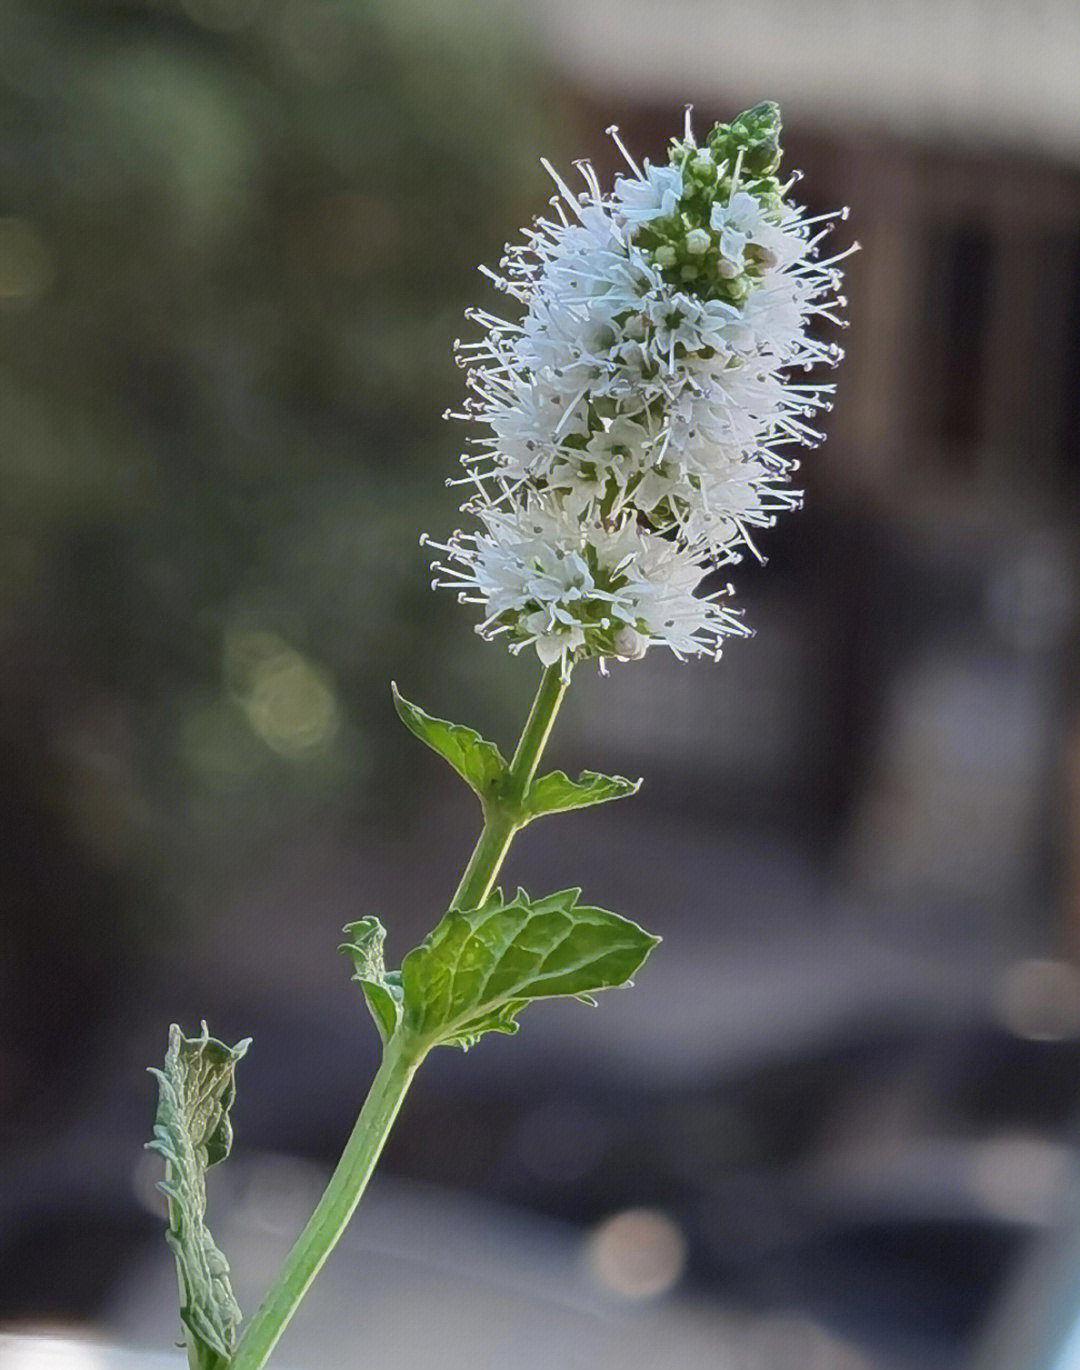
391 682 507 802
523 768 643 819
401 888 660 1050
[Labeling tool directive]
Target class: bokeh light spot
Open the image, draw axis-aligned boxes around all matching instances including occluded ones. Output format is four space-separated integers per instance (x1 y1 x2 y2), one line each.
225 629 340 757
586 1207 686 1300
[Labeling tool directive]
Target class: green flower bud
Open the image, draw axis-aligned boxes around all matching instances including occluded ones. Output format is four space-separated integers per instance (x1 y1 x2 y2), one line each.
731 101 782 176
684 228 710 255
690 151 717 184
725 275 749 302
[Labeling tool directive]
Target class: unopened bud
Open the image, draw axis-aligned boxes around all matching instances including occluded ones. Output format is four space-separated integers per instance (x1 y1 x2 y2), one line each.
727 275 749 301
684 228 710 255
613 625 648 660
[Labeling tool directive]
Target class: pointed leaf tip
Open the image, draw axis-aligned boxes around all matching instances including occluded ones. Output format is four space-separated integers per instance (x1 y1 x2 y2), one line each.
391 684 507 802
524 769 641 820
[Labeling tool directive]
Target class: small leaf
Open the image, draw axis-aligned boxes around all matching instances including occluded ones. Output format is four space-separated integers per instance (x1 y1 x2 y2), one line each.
400 887 659 1051
341 916 404 1043
524 769 641 819
147 1024 249 1370
391 683 507 802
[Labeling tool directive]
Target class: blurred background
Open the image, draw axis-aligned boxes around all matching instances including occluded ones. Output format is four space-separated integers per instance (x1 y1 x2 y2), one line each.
3 2 1080 1367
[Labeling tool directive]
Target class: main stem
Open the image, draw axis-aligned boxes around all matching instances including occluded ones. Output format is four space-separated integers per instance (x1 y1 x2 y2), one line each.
227 663 569 1370
227 1038 418 1370
451 662 569 911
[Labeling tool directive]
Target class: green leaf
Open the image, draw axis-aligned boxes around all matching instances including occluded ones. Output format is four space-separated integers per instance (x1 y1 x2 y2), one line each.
439 999 528 1051
391 682 507 803
400 888 659 1051
341 916 404 1043
147 1024 249 1370
524 769 641 819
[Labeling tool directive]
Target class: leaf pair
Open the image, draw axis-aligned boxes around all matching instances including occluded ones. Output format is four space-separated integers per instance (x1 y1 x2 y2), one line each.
343 887 659 1053
391 684 640 819
147 1024 250 1370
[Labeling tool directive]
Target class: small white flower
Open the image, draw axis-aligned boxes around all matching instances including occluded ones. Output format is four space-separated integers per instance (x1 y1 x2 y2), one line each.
427 497 748 669
613 162 683 224
709 190 752 264
431 105 852 669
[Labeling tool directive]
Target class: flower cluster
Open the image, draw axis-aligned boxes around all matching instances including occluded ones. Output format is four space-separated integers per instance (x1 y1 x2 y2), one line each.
425 103 851 672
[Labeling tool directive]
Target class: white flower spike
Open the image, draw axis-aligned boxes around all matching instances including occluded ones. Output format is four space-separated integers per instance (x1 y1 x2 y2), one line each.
429 102 853 672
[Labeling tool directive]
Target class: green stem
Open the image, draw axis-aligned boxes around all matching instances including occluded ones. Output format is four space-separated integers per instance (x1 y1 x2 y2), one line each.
227 662 571 1370
228 1037 421 1370
450 662 569 911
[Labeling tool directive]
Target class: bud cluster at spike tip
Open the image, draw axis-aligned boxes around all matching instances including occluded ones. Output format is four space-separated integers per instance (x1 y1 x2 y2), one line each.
425 102 854 674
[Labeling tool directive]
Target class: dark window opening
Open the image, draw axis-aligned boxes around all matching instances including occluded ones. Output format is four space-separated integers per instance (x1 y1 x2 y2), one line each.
923 222 993 466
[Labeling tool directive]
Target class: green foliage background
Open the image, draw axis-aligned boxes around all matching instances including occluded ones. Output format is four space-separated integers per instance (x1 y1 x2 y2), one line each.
0 0 569 911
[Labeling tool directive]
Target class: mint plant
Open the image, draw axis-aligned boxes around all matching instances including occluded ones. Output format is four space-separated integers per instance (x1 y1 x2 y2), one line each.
149 102 850 1370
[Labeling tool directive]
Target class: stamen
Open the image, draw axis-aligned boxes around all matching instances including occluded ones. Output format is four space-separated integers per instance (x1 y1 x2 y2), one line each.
605 125 642 178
